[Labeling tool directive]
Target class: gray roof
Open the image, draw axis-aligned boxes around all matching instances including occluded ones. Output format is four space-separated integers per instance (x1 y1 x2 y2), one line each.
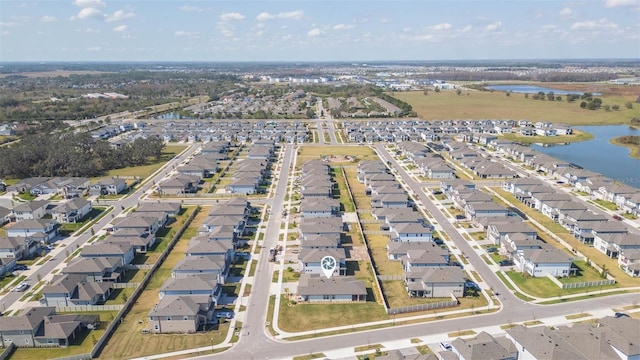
160 274 218 293
297 275 367 296
0 307 55 332
451 331 517 360
148 296 202 317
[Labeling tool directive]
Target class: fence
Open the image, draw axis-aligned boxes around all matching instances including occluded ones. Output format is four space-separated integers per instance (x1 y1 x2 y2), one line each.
52 354 91 360
387 299 459 315
561 279 616 289
124 264 153 270
0 343 14 360
57 304 124 312
112 282 141 289
89 206 200 359
377 275 404 281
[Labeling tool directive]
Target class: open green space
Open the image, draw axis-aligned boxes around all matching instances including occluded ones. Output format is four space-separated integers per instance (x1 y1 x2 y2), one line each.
500 129 594 144
102 144 186 179
296 145 377 167
505 271 617 298
611 136 640 159
277 299 387 332
393 88 640 125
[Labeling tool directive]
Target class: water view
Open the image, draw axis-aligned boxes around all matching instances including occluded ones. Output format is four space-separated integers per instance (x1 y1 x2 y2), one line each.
532 125 640 188
486 84 600 95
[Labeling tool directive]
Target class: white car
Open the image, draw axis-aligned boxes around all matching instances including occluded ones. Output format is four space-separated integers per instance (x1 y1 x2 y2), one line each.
13 282 29 292
440 342 452 351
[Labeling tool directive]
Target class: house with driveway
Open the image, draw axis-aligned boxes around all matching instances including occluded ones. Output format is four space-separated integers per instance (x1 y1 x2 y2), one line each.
11 200 49 221
514 245 574 277
51 198 92 224
90 177 127 196
405 266 465 298
148 296 210 334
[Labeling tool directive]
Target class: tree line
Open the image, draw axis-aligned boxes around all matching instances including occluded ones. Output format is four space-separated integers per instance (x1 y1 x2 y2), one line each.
0 132 164 178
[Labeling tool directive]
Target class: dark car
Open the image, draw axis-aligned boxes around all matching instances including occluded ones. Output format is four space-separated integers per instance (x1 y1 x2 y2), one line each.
613 215 623 221
499 260 514 266
614 312 629 318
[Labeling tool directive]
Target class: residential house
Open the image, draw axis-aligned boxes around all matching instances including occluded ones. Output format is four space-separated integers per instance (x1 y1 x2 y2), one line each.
593 233 640 259
618 249 640 277
450 332 518 360
158 175 199 195
6 219 57 242
464 203 510 221
148 296 209 334
90 177 127 196
487 221 537 246
41 274 112 307
296 274 367 303
405 266 465 298
390 222 433 242
11 200 49 221
514 245 574 277
298 248 346 276
172 255 228 284
80 242 135 266
51 198 92 224
62 257 122 282
0 307 98 348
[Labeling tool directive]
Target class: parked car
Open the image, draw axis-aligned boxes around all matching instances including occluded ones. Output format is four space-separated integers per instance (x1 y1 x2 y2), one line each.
13 264 28 271
614 312 629 318
486 247 497 253
440 342 452 351
13 282 29 292
215 311 234 319
499 260 513 266
613 215 623 221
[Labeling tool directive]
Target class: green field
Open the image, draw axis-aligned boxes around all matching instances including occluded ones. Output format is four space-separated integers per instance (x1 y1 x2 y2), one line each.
103 144 186 178
393 88 640 125
611 136 640 159
500 129 594 144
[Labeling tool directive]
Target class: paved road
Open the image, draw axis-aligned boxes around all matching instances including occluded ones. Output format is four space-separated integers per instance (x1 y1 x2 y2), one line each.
221 143 295 357
315 98 338 145
0 144 200 312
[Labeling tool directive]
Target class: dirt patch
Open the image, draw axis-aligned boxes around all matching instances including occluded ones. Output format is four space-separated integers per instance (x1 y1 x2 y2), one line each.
345 245 369 261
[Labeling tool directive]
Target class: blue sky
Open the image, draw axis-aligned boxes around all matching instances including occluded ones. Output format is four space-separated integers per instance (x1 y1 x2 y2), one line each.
1 0 639 62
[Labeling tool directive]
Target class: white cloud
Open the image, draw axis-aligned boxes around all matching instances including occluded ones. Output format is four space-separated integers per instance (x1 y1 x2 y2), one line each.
179 5 203 12
73 0 105 8
256 10 303 21
106 10 134 22
484 21 502 32
460 25 472 33
430 23 452 31
86 46 103 51
571 18 619 30
220 12 245 21
307 28 323 37
333 24 354 30
113 25 127 32
174 30 199 38
604 0 639 7
0 22 20 28
41 15 57 23
256 12 275 21
277 10 303 20
72 7 104 20
559 7 573 18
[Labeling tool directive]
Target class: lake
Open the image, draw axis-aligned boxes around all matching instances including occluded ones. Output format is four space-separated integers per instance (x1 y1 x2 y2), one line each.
486 85 600 95
532 125 640 188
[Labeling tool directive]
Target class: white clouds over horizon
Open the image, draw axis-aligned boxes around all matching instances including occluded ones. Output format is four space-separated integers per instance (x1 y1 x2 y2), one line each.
256 10 304 21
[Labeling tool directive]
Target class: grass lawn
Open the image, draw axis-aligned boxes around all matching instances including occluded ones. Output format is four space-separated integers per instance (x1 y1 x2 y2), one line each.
500 129 594 144
278 300 387 332
611 136 640 159
505 271 618 298
393 88 640 125
592 199 618 211
558 260 605 284
96 207 226 360
296 145 377 167
332 167 356 213
103 144 186 179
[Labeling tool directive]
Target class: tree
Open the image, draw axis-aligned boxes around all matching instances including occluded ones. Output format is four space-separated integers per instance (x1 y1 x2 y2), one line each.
603 104 610 111
456 89 462 96
580 101 587 108
626 101 633 109
434 87 440 93
612 104 620 111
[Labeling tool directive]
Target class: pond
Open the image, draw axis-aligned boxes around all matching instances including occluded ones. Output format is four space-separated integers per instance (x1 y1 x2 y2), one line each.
486 85 600 96
532 125 640 187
